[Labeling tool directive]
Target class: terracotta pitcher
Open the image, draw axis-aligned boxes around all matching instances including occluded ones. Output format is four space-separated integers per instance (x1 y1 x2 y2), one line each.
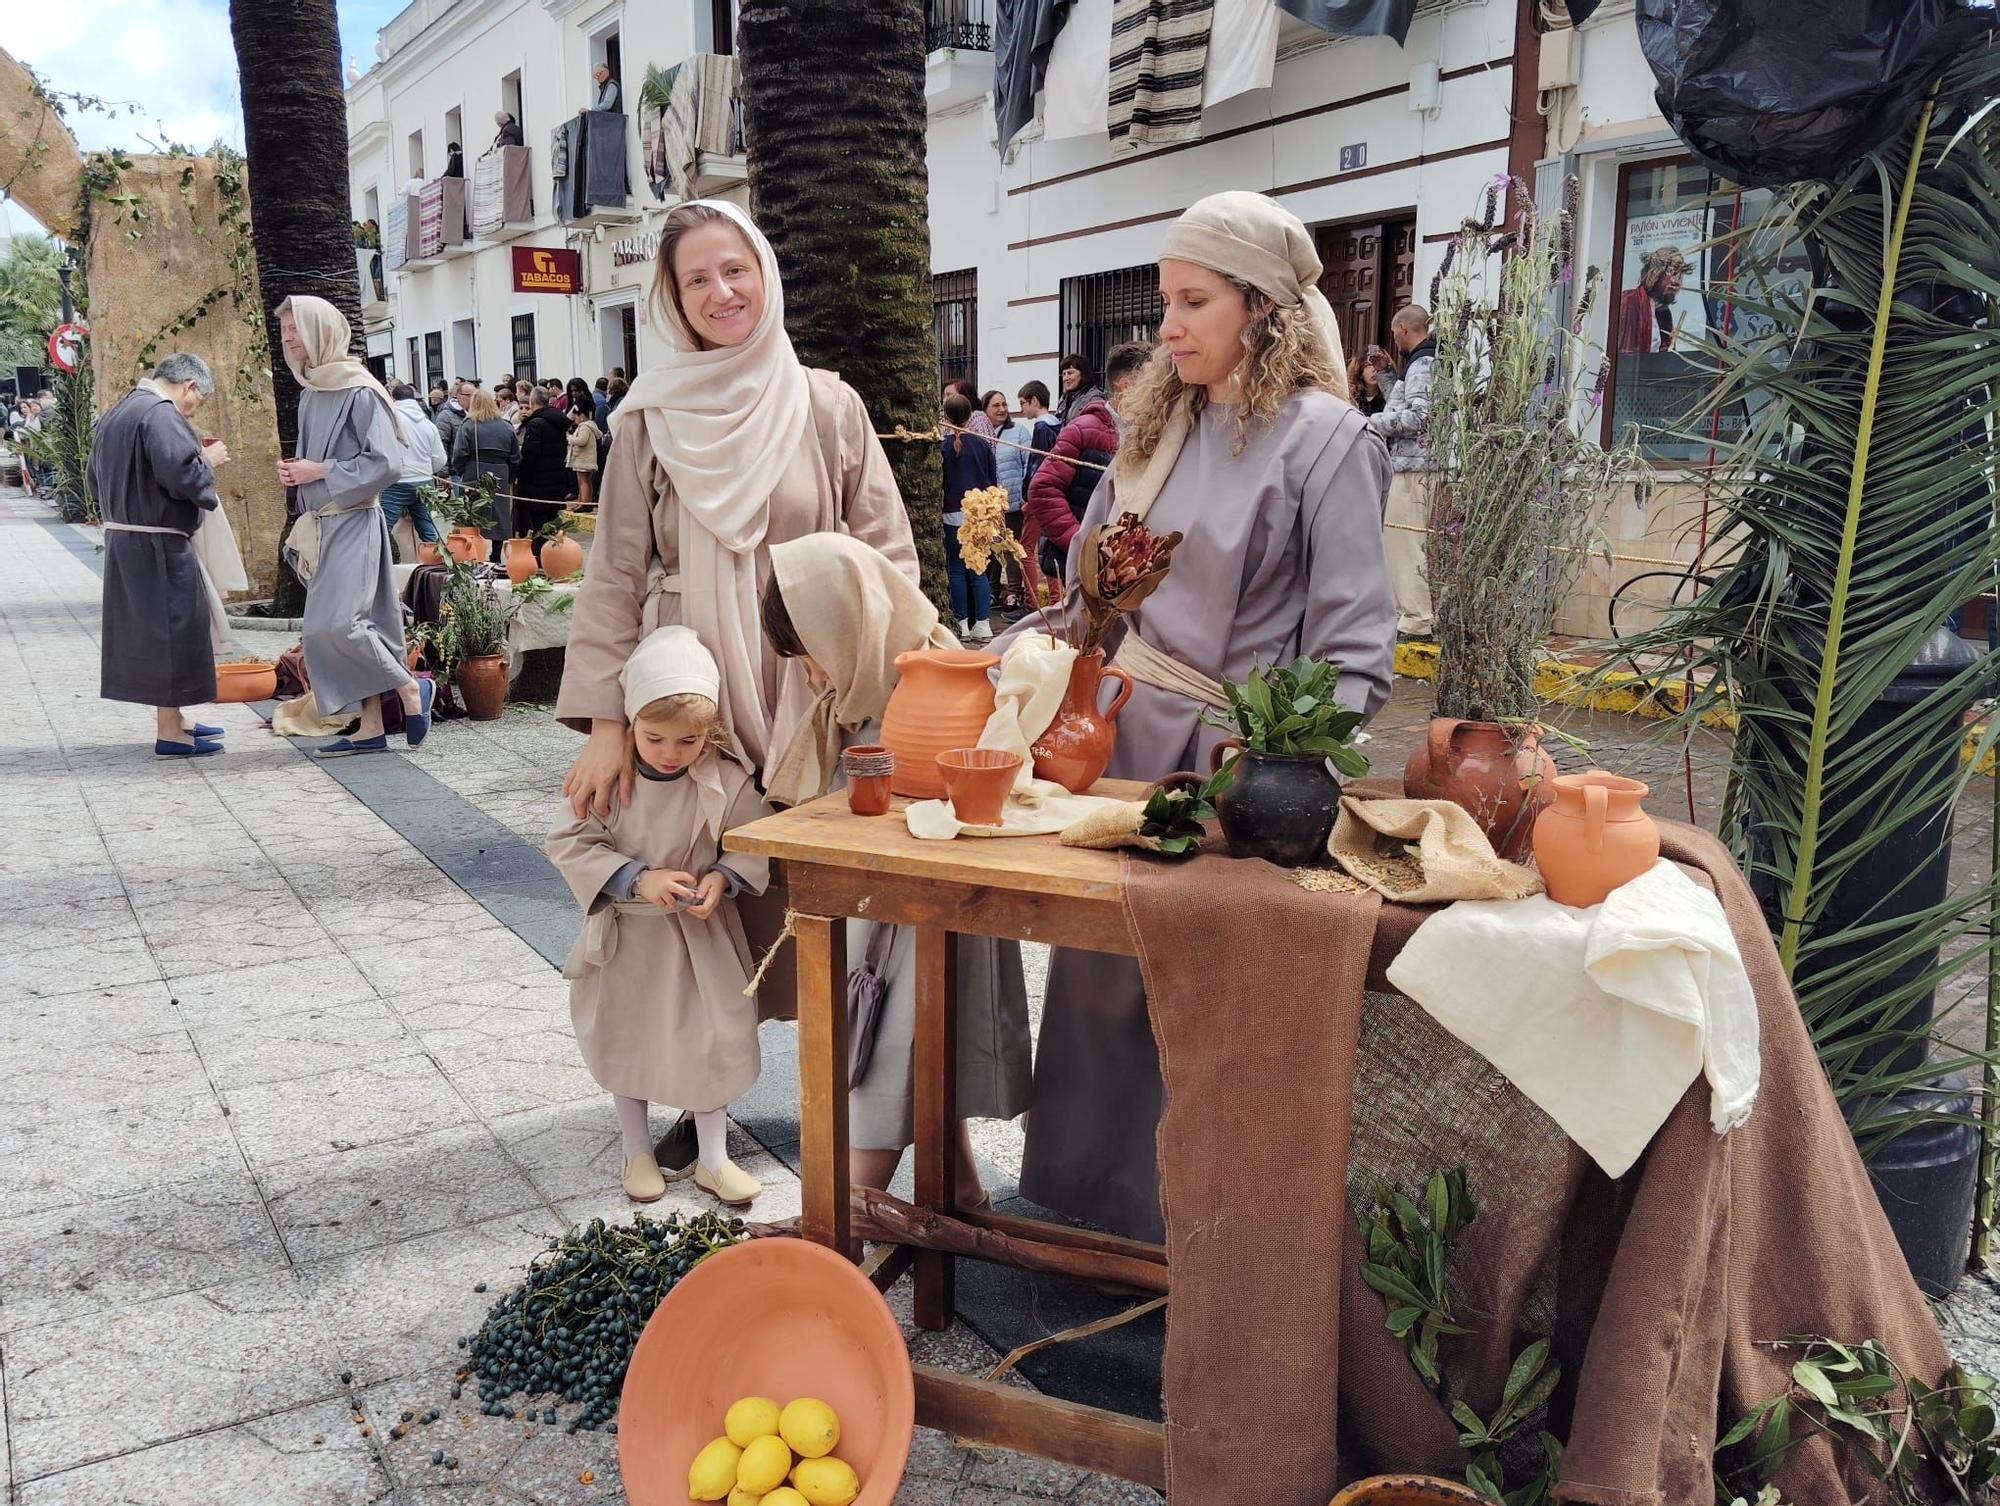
1402 718 1556 861
540 531 585 579
443 527 482 564
879 648 1000 800
1533 770 1659 908
502 536 536 584
1030 649 1134 793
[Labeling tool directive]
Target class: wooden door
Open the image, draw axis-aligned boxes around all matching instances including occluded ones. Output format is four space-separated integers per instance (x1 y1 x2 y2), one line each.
1315 212 1419 359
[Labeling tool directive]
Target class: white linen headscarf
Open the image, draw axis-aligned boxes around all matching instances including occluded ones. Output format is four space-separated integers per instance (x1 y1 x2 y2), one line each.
622 624 734 841
611 201 813 769
275 294 404 443
1114 191 1349 520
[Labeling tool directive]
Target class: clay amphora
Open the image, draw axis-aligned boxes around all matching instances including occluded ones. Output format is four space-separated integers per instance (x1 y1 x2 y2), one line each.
1402 718 1556 861
879 649 999 800
540 532 585 578
1030 649 1134 793
456 654 509 720
503 536 536 584
936 748 1021 826
1532 770 1658 908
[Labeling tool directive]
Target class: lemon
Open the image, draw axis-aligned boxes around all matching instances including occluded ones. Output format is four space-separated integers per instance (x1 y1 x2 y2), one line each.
778 1398 841 1460
760 1491 810 1506
737 1435 793 1495
688 1435 743 1501
726 1490 764 1506
726 1395 783 1448
791 1455 861 1506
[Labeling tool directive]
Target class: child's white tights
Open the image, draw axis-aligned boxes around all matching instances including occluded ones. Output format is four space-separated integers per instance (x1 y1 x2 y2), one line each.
614 1095 730 1171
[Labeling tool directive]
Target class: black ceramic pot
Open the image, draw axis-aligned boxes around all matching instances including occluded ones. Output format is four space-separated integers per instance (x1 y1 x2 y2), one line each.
1209 739 1342 868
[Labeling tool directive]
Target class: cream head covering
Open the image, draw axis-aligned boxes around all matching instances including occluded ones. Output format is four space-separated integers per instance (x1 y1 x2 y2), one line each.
620 625 734 839
622 625 720 723
762 532 959 807
1114 192 1351 520
612 200 813 769
275 294 404 442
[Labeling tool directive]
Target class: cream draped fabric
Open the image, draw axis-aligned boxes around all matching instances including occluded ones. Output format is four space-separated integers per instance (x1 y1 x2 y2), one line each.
275 295 403 444
1114 191 1351 521
763 532 957 808
611 200 814 776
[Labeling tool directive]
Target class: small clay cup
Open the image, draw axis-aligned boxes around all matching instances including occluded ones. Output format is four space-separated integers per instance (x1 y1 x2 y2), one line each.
842 745 896 817
935 747 1021 827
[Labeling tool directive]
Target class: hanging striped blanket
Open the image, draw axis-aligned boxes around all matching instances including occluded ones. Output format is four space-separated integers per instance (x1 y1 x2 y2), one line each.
416 180 445 258
383 198 409 273
470 151 506 239
1107 0 1216 152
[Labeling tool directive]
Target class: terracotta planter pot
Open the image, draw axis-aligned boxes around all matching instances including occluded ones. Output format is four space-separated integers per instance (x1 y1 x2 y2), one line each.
443 527 481 564
212 661 277 703
417 539 444 566
1210 738 1342 867
1533 769 1659 907
619 1239 913 1506
455 653 509 720
936 747 1022 826
1329 1476 1489 1505
539 532 584 579
879 648 1000 800
1030 649 1134 793
1402 718 1556 861
502 536 536 584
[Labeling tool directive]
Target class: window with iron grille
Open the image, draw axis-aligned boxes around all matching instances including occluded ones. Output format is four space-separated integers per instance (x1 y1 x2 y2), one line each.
1059 266 1163 388
423 331 445 393
511 315 537 379
933 268 978 393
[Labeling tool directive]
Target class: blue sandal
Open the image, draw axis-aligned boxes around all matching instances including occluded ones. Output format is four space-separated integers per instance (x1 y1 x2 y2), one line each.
404 677 436 748
313 735 390 759
156 737 224 758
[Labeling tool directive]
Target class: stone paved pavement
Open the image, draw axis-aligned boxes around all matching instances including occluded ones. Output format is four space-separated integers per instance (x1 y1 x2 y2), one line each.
0 490 1154 1506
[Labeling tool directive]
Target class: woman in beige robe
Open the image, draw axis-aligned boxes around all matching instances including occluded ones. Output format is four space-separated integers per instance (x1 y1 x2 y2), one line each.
762 532 1033 1211
556 199 918 802
545 625 773 1208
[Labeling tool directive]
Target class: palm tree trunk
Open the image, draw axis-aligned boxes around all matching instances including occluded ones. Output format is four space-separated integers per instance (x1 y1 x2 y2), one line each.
738 0 949 615
229 0 363 615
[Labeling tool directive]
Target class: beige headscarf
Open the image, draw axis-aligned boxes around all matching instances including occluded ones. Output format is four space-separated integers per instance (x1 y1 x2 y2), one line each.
622 625 735 842
762 533 958 808
275 294 404 443
613 201 813 768
1114 191 1350 520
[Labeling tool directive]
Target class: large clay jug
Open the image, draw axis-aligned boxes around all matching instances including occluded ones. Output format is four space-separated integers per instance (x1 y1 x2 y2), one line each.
1030 649 1134 793
1532 770 1659 908
443 527 482 564
540 531 585 579
879 648 999 800
1402 718 1556 861
502 536 536 584
1209 739 1342 868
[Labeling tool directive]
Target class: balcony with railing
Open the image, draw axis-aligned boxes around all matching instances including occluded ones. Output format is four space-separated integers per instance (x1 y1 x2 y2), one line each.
926 0 993 113
644 52 745 204
557 109 639 228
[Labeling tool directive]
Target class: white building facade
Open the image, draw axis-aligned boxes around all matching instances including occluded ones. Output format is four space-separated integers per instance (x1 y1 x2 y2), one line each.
347 0 1697 471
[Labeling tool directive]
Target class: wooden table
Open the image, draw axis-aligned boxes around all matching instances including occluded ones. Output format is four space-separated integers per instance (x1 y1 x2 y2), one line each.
723 784 1176 1487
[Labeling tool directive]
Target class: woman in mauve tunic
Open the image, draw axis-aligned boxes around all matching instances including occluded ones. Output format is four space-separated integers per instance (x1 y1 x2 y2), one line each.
998 191 1397 1241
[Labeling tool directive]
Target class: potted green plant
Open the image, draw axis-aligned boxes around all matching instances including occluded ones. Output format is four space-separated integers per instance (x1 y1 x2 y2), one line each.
423 477 496 563
436 562 511 720
1405 175 1635 858
1204 656 1369 867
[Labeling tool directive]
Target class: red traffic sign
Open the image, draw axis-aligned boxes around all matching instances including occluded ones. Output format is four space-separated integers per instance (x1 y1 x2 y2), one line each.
47 323 86 374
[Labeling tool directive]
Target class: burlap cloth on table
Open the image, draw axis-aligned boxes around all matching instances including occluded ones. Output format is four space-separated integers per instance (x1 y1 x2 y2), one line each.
1124 787 1949 1506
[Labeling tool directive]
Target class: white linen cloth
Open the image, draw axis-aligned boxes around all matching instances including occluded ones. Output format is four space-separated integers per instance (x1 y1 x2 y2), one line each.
1385 858 1760 1179
1202 0 1279 106
1041 0 1113 140
906 631 1122 839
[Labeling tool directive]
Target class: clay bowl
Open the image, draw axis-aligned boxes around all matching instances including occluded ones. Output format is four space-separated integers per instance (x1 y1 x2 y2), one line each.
619 1237 913 1506
213 661 277 703
1330 1476 1490 1505
935 747 1022 826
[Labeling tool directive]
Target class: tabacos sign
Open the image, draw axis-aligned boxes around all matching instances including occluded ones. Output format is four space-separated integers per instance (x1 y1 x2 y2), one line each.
512 246 581 294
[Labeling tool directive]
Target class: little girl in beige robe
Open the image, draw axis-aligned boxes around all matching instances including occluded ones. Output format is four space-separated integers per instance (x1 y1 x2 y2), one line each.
545 625 772 1207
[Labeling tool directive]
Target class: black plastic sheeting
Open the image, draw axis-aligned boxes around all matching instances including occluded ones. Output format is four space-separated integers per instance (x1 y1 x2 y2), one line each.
1637 0 1996 187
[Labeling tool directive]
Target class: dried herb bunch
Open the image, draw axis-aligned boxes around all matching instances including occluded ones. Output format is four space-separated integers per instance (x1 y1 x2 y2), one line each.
1424 174 1637 723
956 485 1023 574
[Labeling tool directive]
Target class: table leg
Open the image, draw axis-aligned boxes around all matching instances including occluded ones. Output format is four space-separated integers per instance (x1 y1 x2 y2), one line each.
795 914 849 1255
913 925 958 1330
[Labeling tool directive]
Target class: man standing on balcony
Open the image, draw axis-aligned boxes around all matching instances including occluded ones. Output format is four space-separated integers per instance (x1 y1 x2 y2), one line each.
493 111 524 149
584 63 620 114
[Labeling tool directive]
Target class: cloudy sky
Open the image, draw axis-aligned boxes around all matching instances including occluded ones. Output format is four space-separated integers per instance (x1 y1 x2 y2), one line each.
1 0 402 237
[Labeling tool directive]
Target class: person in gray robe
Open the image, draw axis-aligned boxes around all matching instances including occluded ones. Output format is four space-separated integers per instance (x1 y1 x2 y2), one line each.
993 192 1396 1241
93 353 236 756
276 295 434 756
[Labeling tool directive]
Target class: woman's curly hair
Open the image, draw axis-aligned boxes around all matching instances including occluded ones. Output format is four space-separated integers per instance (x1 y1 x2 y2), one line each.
1117 277 1350 465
